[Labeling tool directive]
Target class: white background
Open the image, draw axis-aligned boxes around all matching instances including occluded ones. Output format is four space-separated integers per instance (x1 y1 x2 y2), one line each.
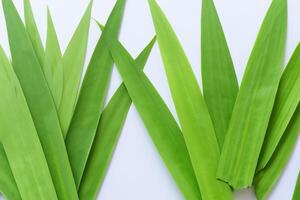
0 0 300 199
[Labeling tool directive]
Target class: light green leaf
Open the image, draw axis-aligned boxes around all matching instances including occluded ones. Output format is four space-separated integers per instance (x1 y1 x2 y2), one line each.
104 35 202 200
2 0 79 199
66 0 125 188
148 0 232 199
0 146 21 200
217 0 287 189
258 43 300 171
254 45 300 198
79 36 156 200
58 1 92 136
293 172 300 200
254 104 300 200
0 46 57 200
201 0 238 148
45 7 63 108
24 0 45 67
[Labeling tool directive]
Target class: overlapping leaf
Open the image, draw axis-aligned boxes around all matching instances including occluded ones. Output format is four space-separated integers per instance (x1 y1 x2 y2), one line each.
201 0 238 148
66 0 126 188
2 0 79 199
258 43 300 171
217 0 287 189
0 146 21 200
104 35 202 200
0 46 57 200
45 8 63 107
58 1 92 136
148 0 232 199
79 35 156 200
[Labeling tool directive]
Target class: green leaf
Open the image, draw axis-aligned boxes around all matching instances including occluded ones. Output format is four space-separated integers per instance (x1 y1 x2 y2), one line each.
0 145 21 200
79 36 156 200
293 172 300 200
58 1 92 136
66 0 125 188
24 0 45 67
148 0 232 199
45 8 63 108
254 104 300 200
104 35 202 200
258 43 300 171
0 46 57 200
201 0 238 148
217 0 287 189
2 0 79 199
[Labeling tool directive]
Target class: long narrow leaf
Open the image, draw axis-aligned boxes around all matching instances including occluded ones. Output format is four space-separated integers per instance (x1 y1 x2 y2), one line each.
293 172 300 200
104 38 202 200
201 0 238 148
45 8 63 107
148 0 232 199
66 0 125 188
0 146 21 200
2 0 79 199
24 0 45 67
217 0 287 188
58 1 92 136
258 43 300 171
254 105 300 199
79 36 156 200
0 46 57 200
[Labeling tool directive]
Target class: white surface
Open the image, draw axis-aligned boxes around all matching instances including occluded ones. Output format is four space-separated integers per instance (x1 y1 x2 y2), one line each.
0 0 300 199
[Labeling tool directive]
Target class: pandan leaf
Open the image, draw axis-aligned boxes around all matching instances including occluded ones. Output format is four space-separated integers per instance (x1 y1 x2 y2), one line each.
0 145 21 200
217 0 287 189
254 104 300 199
293 172 300 200
0 46 57 200
66 0 125 188
2 0 79 199
148 0 232 199
24 0 45 67
45 8 63 108
79 36 156 200
104 36 202 200
258 43 300 171
58 1 92 136
201 0 238 148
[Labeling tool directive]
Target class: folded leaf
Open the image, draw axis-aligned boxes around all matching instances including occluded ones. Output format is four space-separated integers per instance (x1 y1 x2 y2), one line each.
254 104 300 199
293 172 300 200
104 37 202 200
258 43 300 171
217 0 287 189
66 0 125 188
0 145 21 200
58 1 92 136
0 46 57 200
148 0 232 199
2 0 79 199
201 0 238 148
79 36 156 200
45 8 63 108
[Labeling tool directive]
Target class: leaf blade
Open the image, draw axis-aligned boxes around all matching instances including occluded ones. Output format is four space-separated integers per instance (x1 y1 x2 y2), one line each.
201 0 238 148
148 0 232 199
58 1 92 136
2 0 79 199
78 36 156 200
258 43 300 170
65 0 126 188
217 0 287 188
0 46 57 200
